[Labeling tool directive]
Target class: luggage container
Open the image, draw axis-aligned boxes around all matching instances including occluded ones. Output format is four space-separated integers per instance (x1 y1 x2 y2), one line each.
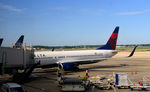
115 73 129 88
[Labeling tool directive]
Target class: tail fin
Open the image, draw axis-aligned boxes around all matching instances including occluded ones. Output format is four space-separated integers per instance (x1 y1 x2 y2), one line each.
13 35 24 48
52 48 55 52
97 26 119 50
128 46 138 57
0 38 3 46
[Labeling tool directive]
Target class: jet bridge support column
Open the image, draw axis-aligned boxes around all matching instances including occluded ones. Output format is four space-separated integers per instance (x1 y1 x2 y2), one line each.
12 62 39 84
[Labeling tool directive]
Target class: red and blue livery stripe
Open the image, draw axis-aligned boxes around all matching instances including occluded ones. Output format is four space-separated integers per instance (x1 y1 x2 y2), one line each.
97 26 119 50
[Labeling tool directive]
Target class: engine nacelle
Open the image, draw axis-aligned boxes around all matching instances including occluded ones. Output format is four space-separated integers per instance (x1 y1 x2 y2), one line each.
61 62 78 70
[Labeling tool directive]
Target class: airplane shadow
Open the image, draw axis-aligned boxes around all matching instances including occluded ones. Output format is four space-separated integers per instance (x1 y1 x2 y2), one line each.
64 64 130 74
78 64 128 71
81 64 128 70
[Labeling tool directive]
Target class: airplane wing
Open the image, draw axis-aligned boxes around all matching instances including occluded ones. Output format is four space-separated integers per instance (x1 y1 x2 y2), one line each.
57 46 138 70
59 46 138 64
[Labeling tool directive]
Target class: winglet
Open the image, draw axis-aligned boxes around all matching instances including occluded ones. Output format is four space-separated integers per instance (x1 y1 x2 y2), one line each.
97 26 119 50
128 46 138 57
0 38 3 46
13 35 24 48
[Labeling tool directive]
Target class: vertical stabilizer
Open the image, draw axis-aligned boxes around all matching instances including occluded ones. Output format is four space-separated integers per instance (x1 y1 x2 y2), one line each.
13 35 24 48
97 26 119 50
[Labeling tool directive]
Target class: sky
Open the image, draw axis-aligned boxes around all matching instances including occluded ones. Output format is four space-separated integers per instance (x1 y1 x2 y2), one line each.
0 0 150 46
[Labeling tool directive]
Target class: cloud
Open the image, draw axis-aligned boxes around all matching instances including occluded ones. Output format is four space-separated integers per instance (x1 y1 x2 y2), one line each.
0 3 23 12
80 8 105 15
116 10 149 16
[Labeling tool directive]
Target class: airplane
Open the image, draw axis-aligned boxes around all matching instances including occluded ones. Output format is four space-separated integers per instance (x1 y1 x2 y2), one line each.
34 26 119 70
0 38 3 46
13 35 24 48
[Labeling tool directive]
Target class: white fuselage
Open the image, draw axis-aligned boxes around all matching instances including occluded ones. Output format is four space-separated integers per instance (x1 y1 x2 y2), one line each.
34 50 118 66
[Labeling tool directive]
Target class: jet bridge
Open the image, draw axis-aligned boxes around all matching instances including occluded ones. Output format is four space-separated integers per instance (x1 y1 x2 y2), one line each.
0 47 35 74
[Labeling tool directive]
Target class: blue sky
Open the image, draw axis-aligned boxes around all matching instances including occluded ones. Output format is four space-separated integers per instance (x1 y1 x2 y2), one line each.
0 0 150 46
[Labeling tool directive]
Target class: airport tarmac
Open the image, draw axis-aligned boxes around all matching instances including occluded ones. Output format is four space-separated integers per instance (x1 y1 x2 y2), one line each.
1 52 150 92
